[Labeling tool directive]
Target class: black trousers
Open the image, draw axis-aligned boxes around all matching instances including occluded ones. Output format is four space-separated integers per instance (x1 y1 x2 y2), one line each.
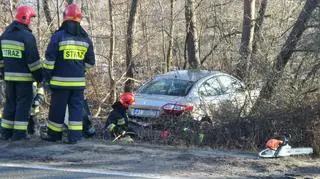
1 81 33 139
47 88 84 141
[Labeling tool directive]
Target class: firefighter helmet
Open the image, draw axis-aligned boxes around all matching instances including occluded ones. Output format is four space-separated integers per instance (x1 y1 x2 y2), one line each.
119 92 135 108
64 4 82 22
15 6 36 25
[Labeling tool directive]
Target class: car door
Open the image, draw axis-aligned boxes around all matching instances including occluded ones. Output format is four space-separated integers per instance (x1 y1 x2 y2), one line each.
197 77 226 117
216 75 247 109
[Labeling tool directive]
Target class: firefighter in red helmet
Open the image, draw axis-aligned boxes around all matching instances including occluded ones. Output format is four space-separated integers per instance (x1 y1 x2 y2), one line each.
104 92 136 141
0 5 43 140
41 3 95 144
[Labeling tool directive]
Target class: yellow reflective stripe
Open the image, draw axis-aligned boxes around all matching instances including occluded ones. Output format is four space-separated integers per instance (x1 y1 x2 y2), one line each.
1 119 14 124
0 64 3 68
50 80 86 87
43 63 54 70
47 120 64 132
117 118 126 125
4 72 33 81
1 119 14 129
59 45 88 52
1 40 24 47
43 60 55 70
5 76 33 81
1 44 24 51
48 123 64 132
59 40 89 47
1 123 14 129
29 64 42 72
14 125 27 130
107 123 116 132
28 61 42 72
68 125 83 131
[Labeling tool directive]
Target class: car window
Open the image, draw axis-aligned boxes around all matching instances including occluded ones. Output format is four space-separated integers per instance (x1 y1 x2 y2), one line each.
139 78 194 96
198 78 222 97
217 75 243 94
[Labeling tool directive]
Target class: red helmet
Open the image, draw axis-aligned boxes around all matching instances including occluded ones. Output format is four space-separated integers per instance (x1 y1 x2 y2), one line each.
15 6 36 25
64 4 82 22
119 92 135 108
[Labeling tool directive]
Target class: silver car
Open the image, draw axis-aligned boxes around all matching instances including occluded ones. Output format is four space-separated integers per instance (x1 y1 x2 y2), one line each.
128 70 259 122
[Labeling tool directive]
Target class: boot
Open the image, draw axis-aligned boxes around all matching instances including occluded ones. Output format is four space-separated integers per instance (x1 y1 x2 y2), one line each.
27 116 36 135
41 135 59 142
40 128 62 143
11 135 30 141
63 139 78 144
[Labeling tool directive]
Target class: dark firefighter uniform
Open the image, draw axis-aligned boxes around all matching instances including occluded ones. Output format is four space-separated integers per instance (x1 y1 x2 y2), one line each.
43 13 95 143
0 20 43 140
104 92 136 140
104 102 130 138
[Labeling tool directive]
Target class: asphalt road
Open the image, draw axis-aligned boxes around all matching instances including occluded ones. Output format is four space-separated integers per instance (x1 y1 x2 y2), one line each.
0 163 164 179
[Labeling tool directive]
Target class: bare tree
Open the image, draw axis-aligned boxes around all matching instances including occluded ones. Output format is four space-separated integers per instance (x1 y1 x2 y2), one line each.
253 0 319 110
185 0 200 70
56 0 60 26
43 0 55 34
236 0 256 80
252 0 268 56
165 0 175 72
9 0 14 20
108 0 116 103
124 0 139 92
140 4 151 76
37 0 40 44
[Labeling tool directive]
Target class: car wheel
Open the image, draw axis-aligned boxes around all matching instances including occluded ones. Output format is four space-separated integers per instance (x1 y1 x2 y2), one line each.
200 116 212 124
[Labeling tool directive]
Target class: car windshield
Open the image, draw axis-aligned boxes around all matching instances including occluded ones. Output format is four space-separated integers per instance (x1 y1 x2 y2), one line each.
139 78 194 96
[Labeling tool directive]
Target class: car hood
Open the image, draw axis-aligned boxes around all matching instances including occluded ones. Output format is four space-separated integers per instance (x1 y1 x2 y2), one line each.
131 93 187 110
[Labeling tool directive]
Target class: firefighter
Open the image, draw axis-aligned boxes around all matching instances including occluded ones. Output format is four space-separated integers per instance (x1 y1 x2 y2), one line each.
42 4 95 144
104 92 136 141
0 6 43 141
27 82 45 135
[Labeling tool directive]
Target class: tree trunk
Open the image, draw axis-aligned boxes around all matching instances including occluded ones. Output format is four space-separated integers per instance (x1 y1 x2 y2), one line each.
236 0 255 80
124 0 138 92
43 0 55 34
185 0 200 70
57 0 60 27
166 0 175 73
252 0 268 56
253 0 319 111
84 0 94 38
140 5 151 77
9 0 14 20
37 0 40 44
108 0 116 103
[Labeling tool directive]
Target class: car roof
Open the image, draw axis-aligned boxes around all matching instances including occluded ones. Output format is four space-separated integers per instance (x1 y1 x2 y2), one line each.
154 70 223 82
